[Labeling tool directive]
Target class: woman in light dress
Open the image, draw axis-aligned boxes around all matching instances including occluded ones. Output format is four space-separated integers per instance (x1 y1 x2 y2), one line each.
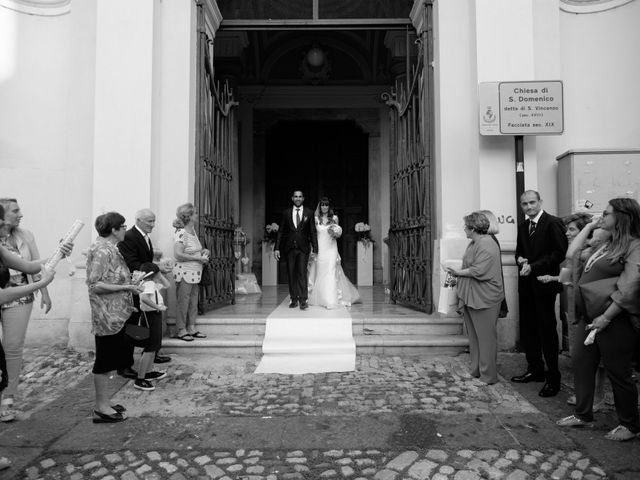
308 198 361 309
172 203 209 341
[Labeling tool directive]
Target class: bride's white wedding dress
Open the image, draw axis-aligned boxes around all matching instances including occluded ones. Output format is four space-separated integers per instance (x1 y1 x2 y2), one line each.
308 219 361 309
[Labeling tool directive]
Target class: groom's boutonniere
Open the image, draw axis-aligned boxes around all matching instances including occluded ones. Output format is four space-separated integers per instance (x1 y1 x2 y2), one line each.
303 216 308 222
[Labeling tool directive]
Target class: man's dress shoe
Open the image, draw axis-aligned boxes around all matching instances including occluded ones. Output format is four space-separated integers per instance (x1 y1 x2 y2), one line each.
154 355 171 364
539 383 560 397
289 300 298 308
299 301 308 310
511 372 545 383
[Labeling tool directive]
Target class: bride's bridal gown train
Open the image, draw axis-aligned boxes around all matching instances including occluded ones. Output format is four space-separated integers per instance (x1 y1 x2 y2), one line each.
308 222 361 309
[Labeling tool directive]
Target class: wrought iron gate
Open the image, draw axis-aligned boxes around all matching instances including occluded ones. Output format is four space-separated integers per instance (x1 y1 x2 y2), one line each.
383 2 434 312
195 2 238 312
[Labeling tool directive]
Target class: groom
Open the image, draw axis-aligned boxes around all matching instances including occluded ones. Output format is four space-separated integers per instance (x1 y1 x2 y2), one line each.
274 190 318 310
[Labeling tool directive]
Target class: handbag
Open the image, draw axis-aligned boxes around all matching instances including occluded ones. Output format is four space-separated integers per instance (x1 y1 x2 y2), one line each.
125 310 150 341
199 262 212 286
578 276 617 321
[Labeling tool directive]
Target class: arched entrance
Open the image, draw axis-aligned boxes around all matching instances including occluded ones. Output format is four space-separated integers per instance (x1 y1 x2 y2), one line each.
198 0 435 312
265 120 369 284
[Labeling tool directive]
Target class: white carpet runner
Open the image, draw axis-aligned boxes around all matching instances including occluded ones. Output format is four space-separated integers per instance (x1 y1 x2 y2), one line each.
254 297 356 374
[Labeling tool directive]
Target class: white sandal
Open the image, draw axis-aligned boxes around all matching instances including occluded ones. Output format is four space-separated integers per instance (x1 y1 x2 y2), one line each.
0 398 15 422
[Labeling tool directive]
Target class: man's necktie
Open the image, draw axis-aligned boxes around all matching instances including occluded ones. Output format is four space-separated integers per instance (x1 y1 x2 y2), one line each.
296 208 301 228
529 220 536 236
146 235 152 252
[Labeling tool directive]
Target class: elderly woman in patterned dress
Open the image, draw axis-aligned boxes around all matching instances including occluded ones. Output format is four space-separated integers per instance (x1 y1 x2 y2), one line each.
86 212 142 424
172 203 209 341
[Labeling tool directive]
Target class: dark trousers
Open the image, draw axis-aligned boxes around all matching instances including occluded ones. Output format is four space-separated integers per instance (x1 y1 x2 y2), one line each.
519 288 560 385
573 315 640 431
286 248 309 301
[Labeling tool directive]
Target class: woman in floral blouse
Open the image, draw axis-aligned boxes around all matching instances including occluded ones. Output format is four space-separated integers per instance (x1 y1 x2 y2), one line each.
172 203 209 341
86 212 142 424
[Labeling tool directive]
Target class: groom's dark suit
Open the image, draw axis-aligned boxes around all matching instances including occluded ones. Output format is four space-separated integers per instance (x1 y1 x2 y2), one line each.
276 206 318 303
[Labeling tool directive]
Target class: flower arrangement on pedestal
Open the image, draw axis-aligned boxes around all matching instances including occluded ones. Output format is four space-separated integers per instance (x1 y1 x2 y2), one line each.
262 223 279 245
260 223 280 249
355 222 374 248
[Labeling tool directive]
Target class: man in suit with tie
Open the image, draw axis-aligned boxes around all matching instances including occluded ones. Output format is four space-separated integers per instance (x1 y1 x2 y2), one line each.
274 190 318 310
512 190 568 397
117 209 171 380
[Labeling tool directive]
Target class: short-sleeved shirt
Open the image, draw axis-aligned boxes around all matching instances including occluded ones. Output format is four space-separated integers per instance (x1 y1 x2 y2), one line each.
173 228 203 284
86 237 135 336
140 280 165 312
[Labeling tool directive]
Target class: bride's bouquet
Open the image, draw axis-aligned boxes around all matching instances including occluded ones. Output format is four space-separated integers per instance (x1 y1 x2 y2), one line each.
327 224 342 239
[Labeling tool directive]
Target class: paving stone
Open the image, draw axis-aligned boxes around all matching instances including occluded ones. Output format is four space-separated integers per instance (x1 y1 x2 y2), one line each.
374 469 398 480
105 454 122 464
576 458 590 470
136 464 152 475
83 460 102 470
407 459 438 480
476 450 500 462
204 464 226 478
505 450 520 461
385 451 418 471
146 452 162 462
324 450 344 458
506 470 528 480
160 463 178 474
286 457 306 464
459 469 486 480
425 450 448 463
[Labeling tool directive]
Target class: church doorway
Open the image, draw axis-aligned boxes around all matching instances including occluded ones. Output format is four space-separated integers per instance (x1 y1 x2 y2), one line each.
265 120 368 284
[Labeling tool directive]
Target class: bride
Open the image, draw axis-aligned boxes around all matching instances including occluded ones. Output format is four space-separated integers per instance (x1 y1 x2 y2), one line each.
308 197 361 308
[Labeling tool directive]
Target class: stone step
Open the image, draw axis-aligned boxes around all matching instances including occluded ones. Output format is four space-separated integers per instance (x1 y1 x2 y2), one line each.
166 316 463 337
161 334 469 356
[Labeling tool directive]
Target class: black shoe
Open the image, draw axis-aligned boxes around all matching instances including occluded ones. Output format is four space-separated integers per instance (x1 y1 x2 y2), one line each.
539 383 560 397
289 299 298 308
511 372 545 383
133 379 155 391
154 355 171 364
93 410 127 424
111 404 126 413
117 368 138 380
299 300 308 310
145 371 167 380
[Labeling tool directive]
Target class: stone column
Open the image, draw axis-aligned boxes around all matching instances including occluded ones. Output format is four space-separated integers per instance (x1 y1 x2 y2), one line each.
92 0 156 222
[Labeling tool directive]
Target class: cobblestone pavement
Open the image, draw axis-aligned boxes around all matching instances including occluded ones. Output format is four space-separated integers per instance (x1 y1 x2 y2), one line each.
0 346 620 479
12 346 94 420
112 355 536 417
25 448 607 480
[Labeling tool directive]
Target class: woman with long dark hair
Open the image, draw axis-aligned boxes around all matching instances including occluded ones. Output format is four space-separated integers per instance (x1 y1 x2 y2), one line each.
557 198 640 441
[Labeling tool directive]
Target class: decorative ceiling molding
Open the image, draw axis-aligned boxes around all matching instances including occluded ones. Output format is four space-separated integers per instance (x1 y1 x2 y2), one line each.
560 0 635 14
0 0 70 16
